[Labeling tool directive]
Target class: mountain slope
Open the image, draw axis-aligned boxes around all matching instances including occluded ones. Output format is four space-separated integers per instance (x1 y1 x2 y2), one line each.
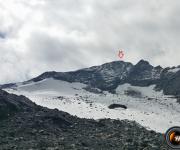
1 60 180 134
4 78 180 133
0 89 168 149
0 89 36 119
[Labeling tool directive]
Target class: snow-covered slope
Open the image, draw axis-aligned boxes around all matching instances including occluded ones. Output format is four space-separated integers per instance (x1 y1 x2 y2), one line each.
5 78 180 133
168 67 180 73
16 78 87 96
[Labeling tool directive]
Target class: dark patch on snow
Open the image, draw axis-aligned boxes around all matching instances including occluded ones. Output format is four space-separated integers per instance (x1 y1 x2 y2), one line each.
108 104 127 109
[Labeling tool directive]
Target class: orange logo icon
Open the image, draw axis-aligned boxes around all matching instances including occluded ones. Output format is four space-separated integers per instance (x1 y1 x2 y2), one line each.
165 127 180 149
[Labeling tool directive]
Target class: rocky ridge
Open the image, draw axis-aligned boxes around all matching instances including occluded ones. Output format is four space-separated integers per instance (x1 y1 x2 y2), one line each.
14 60 179 96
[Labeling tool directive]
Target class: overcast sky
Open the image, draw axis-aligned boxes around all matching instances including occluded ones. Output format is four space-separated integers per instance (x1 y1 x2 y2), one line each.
0 0 180 84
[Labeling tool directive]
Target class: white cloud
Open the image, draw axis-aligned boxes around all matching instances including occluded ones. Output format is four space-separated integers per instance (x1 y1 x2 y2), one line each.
0 0 180 84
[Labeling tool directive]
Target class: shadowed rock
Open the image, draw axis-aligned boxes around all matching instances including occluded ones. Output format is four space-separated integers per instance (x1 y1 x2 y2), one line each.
108 104 127 109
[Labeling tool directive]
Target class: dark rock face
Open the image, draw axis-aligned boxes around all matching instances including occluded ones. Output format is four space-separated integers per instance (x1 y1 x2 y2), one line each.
0 83 17 89
156 68 180 96
128 60 162 86
0 90 168 149
108 104 127 109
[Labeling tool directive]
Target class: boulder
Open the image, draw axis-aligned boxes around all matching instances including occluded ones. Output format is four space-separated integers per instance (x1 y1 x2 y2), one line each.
108 104 127 109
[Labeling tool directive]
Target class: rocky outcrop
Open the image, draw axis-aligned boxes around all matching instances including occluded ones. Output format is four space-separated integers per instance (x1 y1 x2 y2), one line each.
108 104 127 109
127 60 163 86
0 89 35 119
156 67 180 96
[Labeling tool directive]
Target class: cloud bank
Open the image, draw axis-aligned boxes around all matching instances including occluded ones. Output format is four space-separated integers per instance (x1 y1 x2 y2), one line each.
0 0 180 84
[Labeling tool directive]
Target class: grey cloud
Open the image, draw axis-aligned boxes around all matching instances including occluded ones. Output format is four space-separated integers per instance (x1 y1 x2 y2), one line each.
0 0 180 84
0 32 6 39
26 31 89 71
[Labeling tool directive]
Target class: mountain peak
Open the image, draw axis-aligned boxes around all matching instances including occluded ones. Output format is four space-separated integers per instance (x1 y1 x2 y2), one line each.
136 59 151 66
155 65 163 70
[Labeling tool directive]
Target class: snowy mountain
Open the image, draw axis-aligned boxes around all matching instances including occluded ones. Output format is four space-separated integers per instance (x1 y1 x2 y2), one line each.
1 60 180 133
6 59 178 96
0 89 168 149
